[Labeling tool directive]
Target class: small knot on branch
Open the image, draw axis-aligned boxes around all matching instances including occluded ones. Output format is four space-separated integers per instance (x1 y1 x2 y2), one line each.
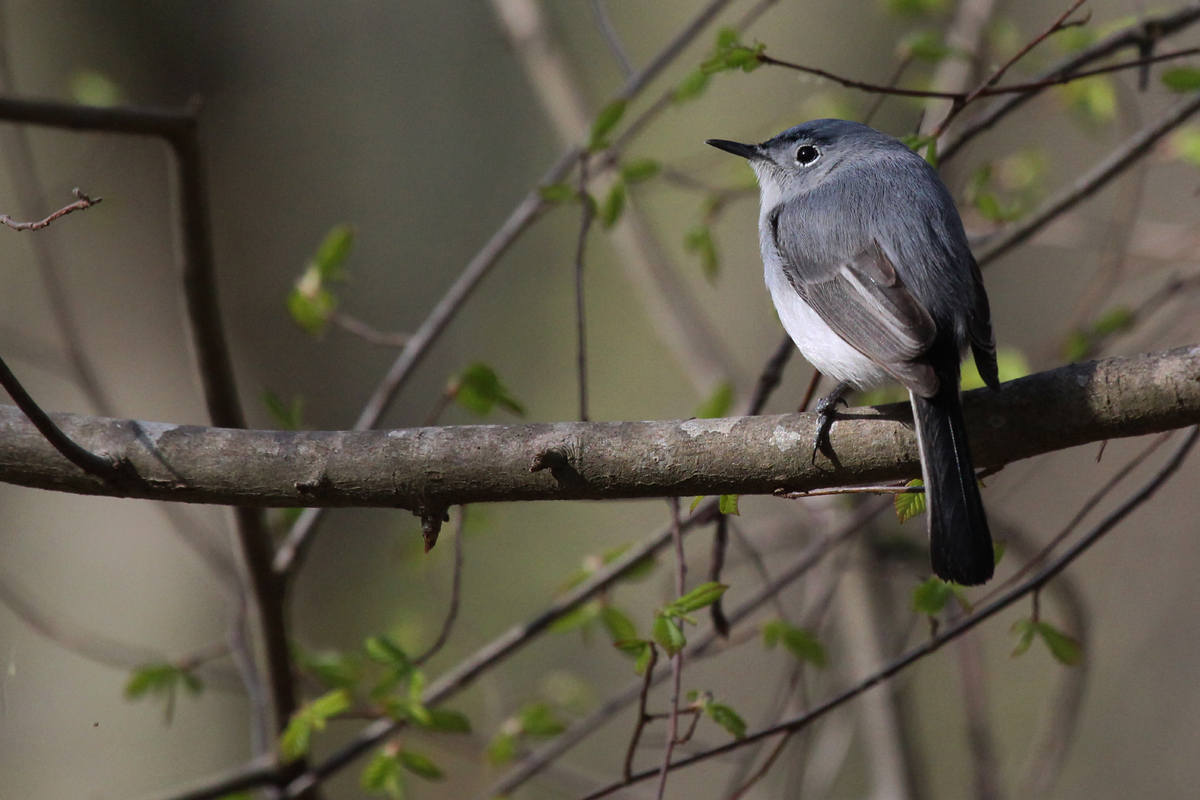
417 503 449 553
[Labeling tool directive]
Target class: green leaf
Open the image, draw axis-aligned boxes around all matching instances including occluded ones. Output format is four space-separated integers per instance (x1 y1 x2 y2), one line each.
653 615 687 656
684 224 719 282
600 606 638 643
422 707 472 734
894 479 926 523
287 281 335 337
993 540 1007 566
621 159 661 183
361 750 405 798
548 599 601 634
1092 306 1135 336
313 224 354 282
1169 127 1200 167
912 577 952 616
589 99 627 151
633 641 655 674
1059 76 1116 122
694 380 734 419
486 730 518 765
706 702 747 739
1010 619 1038 657
762 619 828 667
923 138 938 167
674 69 711 104
615 639 655 674
296 648 360 690
519 702 566 737
668 581 729 615
539 182 576 203
1162 66 1200 92
453 362 526 417
718 494 740 516
262 389 303 431
1062 329 1092 363
1037 621 1083 666
281 688 352 762
124 663 204 724
600 181 626 229
901 30 951 62
398 750 445 781
689 495 706 513
365 636 412 672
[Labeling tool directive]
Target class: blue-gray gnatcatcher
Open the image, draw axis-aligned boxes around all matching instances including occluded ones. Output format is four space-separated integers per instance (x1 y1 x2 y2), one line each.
708 119 999 585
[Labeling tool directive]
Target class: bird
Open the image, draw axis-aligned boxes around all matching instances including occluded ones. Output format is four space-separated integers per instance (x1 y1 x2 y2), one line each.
707 119 1000 585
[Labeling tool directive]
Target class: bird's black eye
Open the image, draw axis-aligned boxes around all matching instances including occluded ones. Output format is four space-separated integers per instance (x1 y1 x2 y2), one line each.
795 144 820 165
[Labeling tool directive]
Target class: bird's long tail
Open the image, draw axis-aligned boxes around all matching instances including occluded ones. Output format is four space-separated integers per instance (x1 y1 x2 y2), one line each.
910 382 994 585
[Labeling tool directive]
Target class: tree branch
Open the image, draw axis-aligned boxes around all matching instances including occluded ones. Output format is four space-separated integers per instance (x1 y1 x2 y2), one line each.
0 347 1196 507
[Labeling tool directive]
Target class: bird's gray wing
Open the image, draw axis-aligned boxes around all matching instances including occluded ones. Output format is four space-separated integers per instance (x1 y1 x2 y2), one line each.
769 200 940 396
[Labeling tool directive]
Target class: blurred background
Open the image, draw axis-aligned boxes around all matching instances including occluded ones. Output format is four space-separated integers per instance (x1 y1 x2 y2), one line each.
1 0 1200 798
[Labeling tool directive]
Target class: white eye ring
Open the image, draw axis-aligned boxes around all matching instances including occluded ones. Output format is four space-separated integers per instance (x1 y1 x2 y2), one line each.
795 144 821 165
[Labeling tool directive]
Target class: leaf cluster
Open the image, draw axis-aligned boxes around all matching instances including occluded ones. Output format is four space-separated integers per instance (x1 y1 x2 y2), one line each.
287 225 354 337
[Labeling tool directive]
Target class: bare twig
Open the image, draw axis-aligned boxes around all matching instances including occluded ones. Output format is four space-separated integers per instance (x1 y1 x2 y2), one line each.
941 5 1200 163
956 629 1000 800
977 90 1200 268
328 312 409 348
472 502 887 800
132 756 283 800
574 426 1199 800
587 0 634 78
746 335 794 416
0 188 101 231
413 507 466 667
624 644 659 780
654 497 687 800
574 155 594 422
0 352 122 480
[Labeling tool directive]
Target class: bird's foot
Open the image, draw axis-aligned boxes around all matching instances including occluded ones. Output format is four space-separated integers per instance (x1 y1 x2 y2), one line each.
811 381 851 464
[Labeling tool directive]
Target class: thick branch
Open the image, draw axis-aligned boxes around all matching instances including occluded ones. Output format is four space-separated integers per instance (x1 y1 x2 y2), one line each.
0 347 1196 507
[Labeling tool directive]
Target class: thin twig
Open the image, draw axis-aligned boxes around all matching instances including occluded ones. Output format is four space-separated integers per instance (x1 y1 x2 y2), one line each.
941 5 1200 163
777 483 923 499
708 513 730 636
797 368 822 414
0 188 101 231
654 497 686 800
623 644 659 780
575 155 594 422
573 427 1200 800
471 502 888 800
414 506 466 667
587 0 634 78
977 90 1200 268
0 352 122 480
328 312 409 348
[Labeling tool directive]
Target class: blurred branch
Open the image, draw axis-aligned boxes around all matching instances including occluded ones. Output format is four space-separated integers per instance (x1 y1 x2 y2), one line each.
956 630 1000 800
941 5 1200 163
2 347 1198 507
976 90 1200 267
134 756 283 800
328 312 409 348
919 0 999 139
575 426 1199 800
587 0 634 78
0 188 101 231
284 500 723 798
473 502 885 800
654 498 687 800
488 0 744 394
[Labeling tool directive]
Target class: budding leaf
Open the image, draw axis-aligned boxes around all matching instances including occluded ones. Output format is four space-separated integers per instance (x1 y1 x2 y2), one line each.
539 182 576 203
361 750 405 798
762 619 828 667
894 479 926 523
519 702 566 737
313 224 354 282
1162 66 1200 92
668 582 729 615
674 69 711 104
718 494 740 516
262 389 304 431
706 702 747 739
621 159 661 183
452 362 526 417
589 99 627 150
600 181 626 229
398 750 445 781
600 606 638 643
653 615 687 656
912 577 952 616
423 707 471 734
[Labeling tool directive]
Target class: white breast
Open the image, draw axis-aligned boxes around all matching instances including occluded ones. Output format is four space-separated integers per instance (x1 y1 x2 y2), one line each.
758 207 890 389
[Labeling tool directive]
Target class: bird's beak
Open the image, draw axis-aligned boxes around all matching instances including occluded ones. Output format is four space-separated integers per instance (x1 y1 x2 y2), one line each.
706 139 763 160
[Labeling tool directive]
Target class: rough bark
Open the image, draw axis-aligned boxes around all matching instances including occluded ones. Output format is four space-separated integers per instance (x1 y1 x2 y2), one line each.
0 346 1197 510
